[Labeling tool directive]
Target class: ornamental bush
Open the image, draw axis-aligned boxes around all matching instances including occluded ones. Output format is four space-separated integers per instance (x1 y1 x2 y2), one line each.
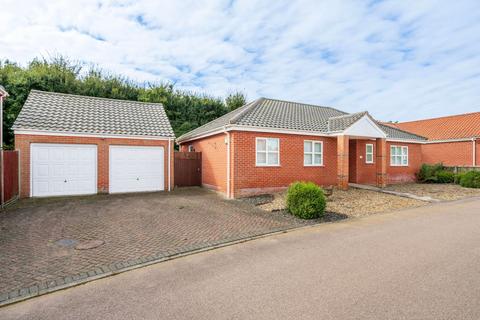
286 182 326 219
417 163 445 183
454 173 465 184
435 170 455 183
459 171 480 188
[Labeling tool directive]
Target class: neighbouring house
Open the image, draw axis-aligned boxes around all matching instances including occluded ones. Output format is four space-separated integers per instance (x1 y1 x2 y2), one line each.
177 98 426 198
13 90 175 198
387 112 480 167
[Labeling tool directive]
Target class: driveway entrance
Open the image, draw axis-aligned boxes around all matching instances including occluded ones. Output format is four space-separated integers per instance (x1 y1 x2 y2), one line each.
0 188 313 303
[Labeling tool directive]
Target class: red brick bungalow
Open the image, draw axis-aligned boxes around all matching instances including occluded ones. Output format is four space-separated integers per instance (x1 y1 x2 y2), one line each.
177 98 426 198
387 112 480 167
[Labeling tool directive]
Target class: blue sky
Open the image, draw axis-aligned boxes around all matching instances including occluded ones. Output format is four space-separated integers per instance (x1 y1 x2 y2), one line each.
1 0 479 121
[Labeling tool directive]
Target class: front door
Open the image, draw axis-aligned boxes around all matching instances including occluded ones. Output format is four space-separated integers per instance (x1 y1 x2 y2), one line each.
348 140 357 183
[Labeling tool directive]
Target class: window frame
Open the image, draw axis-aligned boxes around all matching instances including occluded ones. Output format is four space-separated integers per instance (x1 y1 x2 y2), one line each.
303 140 324 166
255 137 280 167
365 143 374 164
188 145 194 152
390 145 409 167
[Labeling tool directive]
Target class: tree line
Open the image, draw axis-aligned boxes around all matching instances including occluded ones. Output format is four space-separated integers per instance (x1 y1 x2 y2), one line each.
0 57 247 148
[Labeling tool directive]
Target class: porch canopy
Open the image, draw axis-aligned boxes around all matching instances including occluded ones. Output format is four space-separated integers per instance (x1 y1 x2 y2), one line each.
329 112 388 189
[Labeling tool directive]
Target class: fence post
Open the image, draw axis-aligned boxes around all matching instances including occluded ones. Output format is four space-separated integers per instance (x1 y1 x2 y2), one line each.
1 149 3 207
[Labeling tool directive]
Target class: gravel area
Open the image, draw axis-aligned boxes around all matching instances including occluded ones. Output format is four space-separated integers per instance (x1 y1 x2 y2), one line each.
385 183 480 201
258 188 426 218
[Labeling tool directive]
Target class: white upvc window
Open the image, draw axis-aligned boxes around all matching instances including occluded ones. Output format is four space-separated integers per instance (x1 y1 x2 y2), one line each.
304 140 323 166
390 145 408 166
188 145 194 152
256 138 280 166
365 143 374 164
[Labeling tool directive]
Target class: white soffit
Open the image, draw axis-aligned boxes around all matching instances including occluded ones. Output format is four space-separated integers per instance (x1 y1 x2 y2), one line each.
343 115 387 138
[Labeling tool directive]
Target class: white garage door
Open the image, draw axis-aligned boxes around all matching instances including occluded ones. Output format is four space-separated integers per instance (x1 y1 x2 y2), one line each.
31 144 97 197
109 146 164 193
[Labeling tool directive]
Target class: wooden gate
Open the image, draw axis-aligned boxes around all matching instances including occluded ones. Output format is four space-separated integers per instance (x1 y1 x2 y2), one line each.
174 152 202 187
1 150 19 206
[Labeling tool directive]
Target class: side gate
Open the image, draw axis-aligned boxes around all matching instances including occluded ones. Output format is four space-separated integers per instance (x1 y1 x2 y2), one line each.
174 152 202 187
1 150 19 206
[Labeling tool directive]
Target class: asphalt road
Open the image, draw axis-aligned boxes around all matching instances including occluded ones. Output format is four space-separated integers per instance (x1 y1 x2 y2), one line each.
2 197 480 320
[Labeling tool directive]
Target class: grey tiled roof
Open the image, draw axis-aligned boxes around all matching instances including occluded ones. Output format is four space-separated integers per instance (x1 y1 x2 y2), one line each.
327 111 368 132
177 98 425 142
378 123 426 141
13 90 175 138
178 98 347 141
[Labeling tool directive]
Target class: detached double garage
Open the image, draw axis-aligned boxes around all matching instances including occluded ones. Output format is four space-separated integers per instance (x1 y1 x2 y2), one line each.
13 90 175 198
30 143 166 197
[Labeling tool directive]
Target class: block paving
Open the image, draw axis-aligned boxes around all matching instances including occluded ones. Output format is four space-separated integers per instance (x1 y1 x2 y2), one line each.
0 188 315 305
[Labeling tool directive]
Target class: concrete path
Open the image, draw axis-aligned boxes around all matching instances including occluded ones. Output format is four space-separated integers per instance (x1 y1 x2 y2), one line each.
2 197 480 320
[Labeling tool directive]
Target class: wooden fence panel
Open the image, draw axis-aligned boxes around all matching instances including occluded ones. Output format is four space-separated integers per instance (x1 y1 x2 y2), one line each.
2 150 19 205
174 152 202 187
447 166 480 174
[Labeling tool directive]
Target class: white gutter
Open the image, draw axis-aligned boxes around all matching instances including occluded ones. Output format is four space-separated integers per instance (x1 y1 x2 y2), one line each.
14 129 173 141
226 130 231 199
168 138 172 191
177 124 425 145
424 137 478 144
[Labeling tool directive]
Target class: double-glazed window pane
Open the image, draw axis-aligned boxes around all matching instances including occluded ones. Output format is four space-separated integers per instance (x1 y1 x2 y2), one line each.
256 138 279 166
390 146 408 166
304 141 312 153
257 139 266 152
366 144 373 163
304 141 323 166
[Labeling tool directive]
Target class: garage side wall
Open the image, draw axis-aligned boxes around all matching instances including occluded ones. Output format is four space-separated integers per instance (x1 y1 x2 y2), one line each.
179 133 228 193
15 134 174 198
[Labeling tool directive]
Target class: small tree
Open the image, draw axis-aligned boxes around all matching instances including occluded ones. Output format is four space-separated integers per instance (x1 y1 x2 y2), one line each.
225 91 246 111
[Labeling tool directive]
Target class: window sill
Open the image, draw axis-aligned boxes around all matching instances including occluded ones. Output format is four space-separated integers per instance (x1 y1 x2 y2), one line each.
304 164 324 167
256 164 281 167
390 164 409 167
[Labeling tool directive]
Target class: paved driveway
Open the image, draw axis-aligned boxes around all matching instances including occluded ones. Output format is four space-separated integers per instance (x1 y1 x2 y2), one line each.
2 197 480 320
0 188 315 302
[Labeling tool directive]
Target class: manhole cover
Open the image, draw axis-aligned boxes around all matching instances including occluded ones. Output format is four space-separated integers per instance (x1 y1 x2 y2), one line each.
75 240 105 250
55 239 78 247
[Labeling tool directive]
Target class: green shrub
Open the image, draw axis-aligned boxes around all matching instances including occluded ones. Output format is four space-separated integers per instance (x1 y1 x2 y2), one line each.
435 170 455 183
454 173 465 184
286 182 326 219
417 163 445 183
459 171 480 188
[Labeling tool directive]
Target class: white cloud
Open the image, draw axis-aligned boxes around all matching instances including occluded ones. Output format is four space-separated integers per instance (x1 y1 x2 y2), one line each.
1 0 480 121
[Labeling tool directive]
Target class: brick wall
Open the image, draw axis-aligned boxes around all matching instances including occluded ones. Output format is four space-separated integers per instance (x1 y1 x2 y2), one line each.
181 131 424 198
15 134 174 198
421 141 475 166
386 142 422 183
231 131 338 197
181 133 228 193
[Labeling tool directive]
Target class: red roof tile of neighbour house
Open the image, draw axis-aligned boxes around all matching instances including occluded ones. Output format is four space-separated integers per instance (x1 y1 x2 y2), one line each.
386 112 480 141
